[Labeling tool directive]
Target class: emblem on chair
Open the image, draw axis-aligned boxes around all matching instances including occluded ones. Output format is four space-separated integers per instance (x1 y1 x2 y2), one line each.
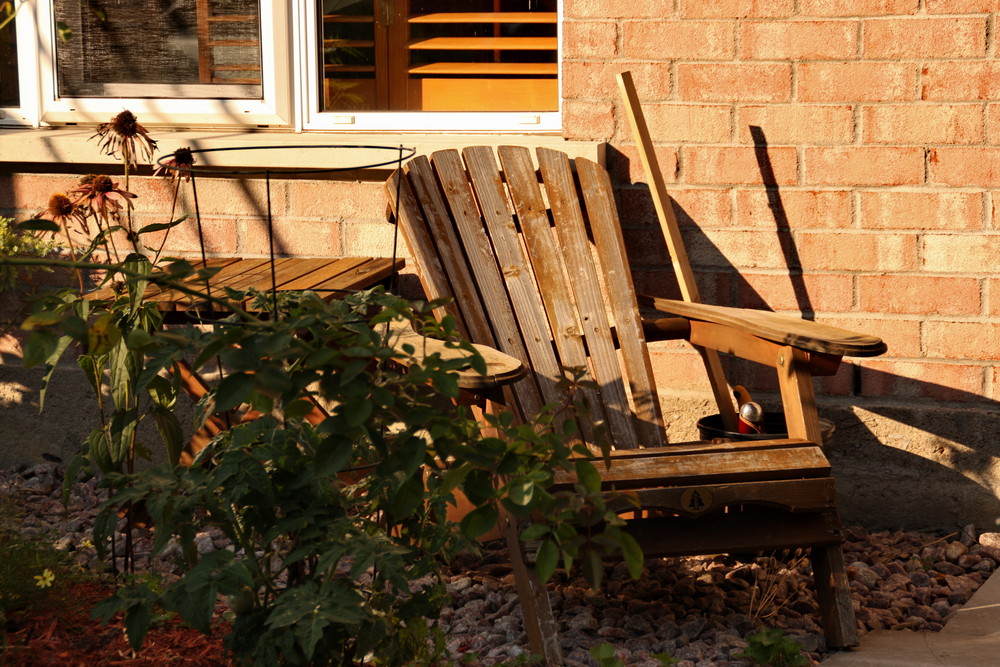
681 488 712 514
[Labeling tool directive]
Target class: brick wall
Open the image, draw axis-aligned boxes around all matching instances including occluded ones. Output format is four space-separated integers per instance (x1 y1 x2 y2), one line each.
563 0 1000 527
563 0 1000 402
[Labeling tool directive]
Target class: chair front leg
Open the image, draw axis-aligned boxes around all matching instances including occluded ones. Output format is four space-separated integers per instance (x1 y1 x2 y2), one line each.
775 345 824 445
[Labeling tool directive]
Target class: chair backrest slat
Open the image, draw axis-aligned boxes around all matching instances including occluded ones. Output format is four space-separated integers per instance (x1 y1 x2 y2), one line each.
536 148 640 449
498 146 602 445
575 156 667 447
388 146 667 451
462 147 567 411
429 149 546 419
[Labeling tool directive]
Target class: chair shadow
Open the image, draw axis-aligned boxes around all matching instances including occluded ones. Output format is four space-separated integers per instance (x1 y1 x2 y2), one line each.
607 133 1000 532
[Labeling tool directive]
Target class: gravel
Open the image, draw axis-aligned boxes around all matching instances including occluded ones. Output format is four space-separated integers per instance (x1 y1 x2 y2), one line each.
3 462 994 666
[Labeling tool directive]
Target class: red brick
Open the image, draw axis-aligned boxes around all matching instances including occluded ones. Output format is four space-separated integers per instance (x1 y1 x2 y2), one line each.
561 20 618 59
929 147 1000 187
989 278 1000 315
988 104 1000 145
798 62 918 102
622 20 736 60
796 231 919 271
679 0 795 18
563 61 633 101
608 145 679 186
925 321 1000 360
738 21 858 60
687 229 792 270
862 104 984 145
861 360 985 402
683 146 798 185
737 105 854 145
735 189 853 229
648 347 716 393
858 275 981 316
619 187 733 229
798 0 919 16
825 315 921 357
863 18 987 58
804 147 925 186
736 272 855 313
561 100 615 141
922 62 1000 101
612 63 674 102
859 191 984 230
630 104 733 143
923 233 1000 273
677 64 792 103
240 218 339 258
926 0 1000 13
565 0 674 20
669 188 735 228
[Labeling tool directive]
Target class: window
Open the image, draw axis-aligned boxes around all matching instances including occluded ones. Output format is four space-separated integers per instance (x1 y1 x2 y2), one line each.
53 0 262 100
0 5 18 108
319 0 558 113
1 1 560 132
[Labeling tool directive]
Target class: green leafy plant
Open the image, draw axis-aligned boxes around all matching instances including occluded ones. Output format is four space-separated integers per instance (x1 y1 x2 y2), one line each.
10 265 646 664
0 216 58 292
737 627 810 667
590 644 679 667
0 498 79 623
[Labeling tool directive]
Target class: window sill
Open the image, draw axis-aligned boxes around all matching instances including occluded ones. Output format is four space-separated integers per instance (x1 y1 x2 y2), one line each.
0 127 604 170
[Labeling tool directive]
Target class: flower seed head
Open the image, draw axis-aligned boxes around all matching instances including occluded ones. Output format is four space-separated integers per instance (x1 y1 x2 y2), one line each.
48 193 75 218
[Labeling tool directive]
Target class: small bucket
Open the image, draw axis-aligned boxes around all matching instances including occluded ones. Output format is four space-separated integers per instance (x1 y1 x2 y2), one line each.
696 412 835 446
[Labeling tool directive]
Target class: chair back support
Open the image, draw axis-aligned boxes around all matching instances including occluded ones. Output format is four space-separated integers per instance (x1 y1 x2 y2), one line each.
388 146 666 450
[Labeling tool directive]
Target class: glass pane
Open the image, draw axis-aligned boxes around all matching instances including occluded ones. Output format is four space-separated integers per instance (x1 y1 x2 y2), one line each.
0 8 18 107
320 0 377 111
318 0 559 113
53 0 262 99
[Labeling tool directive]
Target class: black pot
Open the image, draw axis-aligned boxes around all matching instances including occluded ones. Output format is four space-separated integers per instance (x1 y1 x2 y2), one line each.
696 412 835 446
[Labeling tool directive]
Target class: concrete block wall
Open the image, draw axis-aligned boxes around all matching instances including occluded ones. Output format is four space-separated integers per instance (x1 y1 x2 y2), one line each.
2 0 1000 530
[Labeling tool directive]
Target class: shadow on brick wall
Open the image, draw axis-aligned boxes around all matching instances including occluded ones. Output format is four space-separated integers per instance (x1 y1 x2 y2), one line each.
609 131 1000 531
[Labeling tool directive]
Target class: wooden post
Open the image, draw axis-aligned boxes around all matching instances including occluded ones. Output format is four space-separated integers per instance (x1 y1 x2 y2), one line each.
617 71 738 431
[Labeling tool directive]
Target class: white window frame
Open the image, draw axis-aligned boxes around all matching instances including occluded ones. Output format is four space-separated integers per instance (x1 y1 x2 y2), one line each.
2 1 561 133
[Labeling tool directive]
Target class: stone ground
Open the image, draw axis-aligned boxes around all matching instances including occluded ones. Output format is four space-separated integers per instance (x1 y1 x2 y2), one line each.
4 462 996 666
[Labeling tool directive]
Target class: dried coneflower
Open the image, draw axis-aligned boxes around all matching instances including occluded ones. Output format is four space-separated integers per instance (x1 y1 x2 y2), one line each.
37 192 89 292
37 192 90 234
70 174 137 223
153 146 196 182
92 110 157 168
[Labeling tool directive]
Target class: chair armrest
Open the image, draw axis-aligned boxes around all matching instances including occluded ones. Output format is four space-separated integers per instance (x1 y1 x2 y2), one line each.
386 321 526 390
640 296 886 358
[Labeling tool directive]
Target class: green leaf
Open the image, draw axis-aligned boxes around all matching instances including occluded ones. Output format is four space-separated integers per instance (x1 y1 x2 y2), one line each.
17 218 60 233
581 549 605 590
214 372 255 413
534 539 559 584
389 475 425 521
507 478 535 506
518 522 549 542
153 408 184 467
39 335 73 411
87 312 122 356
574 458 602 494
460 504 498 540
123 602 152 652
137 215 188 236
618 530 644 580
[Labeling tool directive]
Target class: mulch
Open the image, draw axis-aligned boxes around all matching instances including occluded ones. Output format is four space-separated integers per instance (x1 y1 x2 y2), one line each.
3 580 233 666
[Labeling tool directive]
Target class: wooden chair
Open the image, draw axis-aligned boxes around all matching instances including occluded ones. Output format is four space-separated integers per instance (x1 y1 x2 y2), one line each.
385 146 886 664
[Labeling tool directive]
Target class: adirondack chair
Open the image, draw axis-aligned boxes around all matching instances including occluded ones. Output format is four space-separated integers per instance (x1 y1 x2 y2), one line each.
385 146 886 663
